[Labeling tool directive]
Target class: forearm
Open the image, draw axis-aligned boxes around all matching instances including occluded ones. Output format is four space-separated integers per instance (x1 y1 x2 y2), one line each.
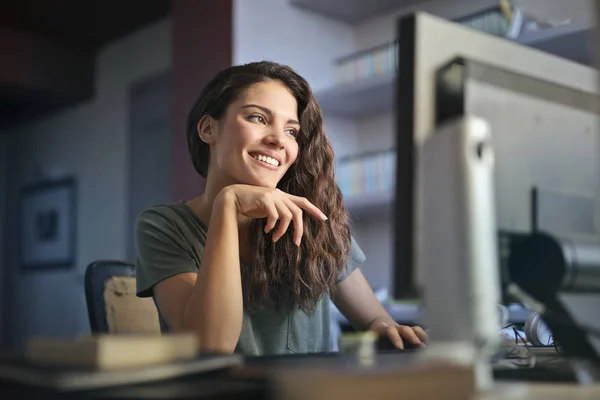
333 269 393 330
334 290 390 330
183 190 243 352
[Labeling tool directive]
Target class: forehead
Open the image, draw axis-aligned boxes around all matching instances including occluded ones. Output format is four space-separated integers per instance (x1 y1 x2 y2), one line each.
236 81 298 119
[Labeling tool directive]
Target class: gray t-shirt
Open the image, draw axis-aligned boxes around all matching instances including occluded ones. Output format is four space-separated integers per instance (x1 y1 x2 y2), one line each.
135 202 365 356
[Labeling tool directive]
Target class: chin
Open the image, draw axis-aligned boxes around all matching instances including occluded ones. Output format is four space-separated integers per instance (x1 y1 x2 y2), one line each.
234 174 279 189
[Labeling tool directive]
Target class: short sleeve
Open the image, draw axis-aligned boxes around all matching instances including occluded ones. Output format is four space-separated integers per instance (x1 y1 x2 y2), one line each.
336 235 366 283
135 208 199 298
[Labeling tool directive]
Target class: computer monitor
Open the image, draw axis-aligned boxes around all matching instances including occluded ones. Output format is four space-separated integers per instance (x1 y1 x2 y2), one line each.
393 12 599 300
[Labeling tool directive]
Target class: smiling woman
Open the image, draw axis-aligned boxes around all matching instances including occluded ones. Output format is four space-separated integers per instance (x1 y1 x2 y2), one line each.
134 61 427 356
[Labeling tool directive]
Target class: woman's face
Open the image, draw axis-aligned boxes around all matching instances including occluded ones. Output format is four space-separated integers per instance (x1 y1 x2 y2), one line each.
207 80 300 188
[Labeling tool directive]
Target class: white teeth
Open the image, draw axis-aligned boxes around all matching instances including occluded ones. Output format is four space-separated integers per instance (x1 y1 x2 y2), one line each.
253 154 280 167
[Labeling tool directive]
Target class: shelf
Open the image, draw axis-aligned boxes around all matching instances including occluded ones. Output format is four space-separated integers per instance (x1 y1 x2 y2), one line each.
316 22 592 118
317 72 395 117
344 190 394 219
518 23 593 64
290 0 424 24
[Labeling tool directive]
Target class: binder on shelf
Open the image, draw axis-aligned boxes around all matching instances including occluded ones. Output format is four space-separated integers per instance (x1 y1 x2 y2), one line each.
334 41 398 85
337 149 396 215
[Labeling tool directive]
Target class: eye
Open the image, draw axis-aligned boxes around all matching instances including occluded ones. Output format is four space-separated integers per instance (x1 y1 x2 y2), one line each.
248 114 266 124
285 128 299 138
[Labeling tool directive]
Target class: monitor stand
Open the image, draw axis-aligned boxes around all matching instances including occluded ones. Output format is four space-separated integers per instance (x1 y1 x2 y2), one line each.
416 116 501 391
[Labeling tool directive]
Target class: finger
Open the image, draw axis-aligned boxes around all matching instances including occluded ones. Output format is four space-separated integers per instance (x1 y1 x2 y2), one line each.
272 202 293 242
283 198 303 246
412 326 428 344
397 325 422 345
264 202 279 233
287 195 327 221
386 326 404 350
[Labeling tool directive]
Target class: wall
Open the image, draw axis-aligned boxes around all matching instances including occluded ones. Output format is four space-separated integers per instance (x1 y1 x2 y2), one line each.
1 18 171 348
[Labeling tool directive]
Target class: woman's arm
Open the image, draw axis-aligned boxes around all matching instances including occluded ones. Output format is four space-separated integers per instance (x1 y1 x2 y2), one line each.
152 185 326 353
332 269 426 348
154 189 244 353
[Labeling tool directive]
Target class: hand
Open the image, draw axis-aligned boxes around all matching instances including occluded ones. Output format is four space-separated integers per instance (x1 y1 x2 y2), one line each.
219 184 328 246
368 316 428 350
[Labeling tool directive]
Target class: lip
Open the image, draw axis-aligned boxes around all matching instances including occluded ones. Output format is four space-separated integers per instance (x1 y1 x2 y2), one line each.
248 150 282 165
248 153 280 171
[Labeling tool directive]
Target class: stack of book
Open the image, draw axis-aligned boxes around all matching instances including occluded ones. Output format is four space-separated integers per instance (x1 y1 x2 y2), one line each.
334 41 398 85
337 150 395 200
0 334 242 391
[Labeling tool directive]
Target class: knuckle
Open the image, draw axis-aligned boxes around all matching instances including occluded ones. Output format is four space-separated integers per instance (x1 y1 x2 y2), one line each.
259 193 271 203
283 210 293 219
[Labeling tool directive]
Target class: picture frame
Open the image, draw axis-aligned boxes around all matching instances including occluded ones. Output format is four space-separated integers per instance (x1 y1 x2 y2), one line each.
19 177 77 270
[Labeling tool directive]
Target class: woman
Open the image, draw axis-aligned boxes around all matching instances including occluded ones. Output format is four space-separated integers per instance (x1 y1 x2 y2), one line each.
135 61 426 355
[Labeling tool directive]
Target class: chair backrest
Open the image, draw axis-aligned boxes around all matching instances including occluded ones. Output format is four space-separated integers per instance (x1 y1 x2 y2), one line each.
84 260 160 334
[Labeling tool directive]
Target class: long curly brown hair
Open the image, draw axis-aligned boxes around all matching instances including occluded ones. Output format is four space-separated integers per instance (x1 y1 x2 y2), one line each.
187 61 350 312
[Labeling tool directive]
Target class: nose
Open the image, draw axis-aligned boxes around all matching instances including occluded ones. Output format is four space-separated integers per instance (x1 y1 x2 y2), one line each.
263 128 286 148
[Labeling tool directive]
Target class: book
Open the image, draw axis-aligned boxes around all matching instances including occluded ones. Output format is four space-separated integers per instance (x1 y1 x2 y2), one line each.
25 333 199 370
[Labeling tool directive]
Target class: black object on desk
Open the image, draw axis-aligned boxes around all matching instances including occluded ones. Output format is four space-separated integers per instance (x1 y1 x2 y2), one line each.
506 231 600 365
493 363 578 383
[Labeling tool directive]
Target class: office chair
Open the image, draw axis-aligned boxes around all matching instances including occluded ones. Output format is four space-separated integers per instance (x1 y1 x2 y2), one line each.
84 259 161 334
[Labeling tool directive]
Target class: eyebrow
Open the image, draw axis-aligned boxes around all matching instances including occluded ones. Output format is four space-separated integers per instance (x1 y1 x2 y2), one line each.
241 104 300 126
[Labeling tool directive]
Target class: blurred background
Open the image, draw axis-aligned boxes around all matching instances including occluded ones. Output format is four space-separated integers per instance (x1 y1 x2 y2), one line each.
0 0 595 351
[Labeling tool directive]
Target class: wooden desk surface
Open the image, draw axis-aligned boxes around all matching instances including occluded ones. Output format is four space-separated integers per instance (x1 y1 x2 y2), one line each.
1 351 598 400
483 383 600 400
247 353 600 400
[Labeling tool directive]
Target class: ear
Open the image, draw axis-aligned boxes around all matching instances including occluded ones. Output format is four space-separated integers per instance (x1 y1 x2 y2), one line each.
197 115 217 145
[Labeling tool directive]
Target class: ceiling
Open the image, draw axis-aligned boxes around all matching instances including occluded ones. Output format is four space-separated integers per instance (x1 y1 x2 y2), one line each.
0 0 171 130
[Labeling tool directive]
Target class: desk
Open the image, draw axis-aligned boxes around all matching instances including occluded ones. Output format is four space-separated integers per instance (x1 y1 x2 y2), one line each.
483 384 600 400
1 352 598 399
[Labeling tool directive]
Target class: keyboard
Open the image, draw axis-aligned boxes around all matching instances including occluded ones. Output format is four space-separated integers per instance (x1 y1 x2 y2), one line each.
493 362 578 383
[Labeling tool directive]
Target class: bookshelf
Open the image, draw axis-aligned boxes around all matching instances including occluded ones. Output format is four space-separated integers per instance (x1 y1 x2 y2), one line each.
318 72 395 117
337 149 396 219
316 22 592 117
290 0 422 24
345 190 394 219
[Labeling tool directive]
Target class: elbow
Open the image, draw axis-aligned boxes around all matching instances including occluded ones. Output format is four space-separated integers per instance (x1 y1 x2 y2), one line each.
174 323 239 354
197 338 238 354
180 317 240 354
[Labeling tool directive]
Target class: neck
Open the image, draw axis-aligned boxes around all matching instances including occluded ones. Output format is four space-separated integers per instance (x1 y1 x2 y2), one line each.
188 172 251 249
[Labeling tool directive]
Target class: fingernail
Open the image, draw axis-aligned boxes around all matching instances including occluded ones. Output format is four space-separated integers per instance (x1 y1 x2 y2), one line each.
322 214 328 220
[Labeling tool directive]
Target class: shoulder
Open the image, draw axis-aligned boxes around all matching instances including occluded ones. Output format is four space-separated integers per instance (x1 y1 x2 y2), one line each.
136 202 202 234
136 203 187 227
335 235 366 283
135 203 201 249
348 235 366 267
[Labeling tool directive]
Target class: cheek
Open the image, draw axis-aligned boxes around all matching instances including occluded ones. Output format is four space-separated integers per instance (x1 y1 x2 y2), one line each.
234 120 259 145
220 119 254 149
287 141 299 164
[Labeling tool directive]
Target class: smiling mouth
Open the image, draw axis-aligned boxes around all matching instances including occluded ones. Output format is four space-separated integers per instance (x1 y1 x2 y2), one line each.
249 153 280 167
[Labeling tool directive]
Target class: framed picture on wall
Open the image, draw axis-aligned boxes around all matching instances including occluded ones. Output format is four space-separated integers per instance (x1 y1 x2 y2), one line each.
19 178 77 270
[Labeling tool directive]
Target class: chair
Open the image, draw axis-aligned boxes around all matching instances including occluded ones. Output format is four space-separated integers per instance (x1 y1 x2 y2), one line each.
84 259 160 334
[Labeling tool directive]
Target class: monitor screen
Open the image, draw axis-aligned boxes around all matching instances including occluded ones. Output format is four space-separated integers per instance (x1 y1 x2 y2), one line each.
394 12 598 300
